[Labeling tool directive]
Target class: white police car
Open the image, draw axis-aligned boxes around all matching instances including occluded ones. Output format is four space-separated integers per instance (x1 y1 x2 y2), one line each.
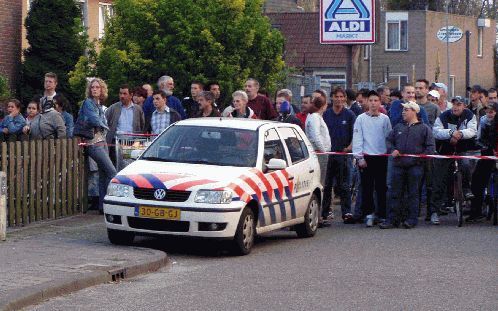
104 118 322 255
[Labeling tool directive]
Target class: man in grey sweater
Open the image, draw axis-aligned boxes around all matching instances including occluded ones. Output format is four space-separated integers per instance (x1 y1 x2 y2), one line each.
381 102 435 229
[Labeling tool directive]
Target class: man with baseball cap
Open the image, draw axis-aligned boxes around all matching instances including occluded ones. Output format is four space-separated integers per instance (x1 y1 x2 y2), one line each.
430 96 479 225
381 101 435 229
434 82 452 112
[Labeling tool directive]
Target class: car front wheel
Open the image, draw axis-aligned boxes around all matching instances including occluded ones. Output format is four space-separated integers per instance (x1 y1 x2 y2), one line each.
295 194 320 238
231 207 256 255
107 229 135 245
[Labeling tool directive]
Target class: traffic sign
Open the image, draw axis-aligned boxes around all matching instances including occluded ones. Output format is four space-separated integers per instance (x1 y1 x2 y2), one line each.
320 0 376 44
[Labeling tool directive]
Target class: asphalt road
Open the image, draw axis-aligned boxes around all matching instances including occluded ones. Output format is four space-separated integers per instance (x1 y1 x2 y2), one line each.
28 217 497 311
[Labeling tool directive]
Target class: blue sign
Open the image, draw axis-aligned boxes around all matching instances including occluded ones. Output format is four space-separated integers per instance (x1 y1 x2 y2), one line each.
320 0 376 44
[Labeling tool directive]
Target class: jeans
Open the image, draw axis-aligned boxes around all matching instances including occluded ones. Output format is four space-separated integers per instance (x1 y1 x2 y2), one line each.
87 144 117 211
430 153 476 215
470 158 495 217
353 166 363 219
322 155 352 217
360 156 388 219
387 165 424 225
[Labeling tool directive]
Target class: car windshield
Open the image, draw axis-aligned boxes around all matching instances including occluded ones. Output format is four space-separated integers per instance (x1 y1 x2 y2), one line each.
141 125 259 167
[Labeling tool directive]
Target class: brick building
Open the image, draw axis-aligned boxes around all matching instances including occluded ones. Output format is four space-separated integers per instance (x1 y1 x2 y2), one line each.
0 0 23 90
371 11 497 96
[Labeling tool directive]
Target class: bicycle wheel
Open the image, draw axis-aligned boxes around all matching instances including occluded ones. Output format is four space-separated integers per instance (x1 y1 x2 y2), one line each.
453 169 464 227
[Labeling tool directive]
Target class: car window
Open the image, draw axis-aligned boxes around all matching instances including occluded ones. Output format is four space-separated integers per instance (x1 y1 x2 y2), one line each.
278 127 309 164
263 128 286 166
141 125 258 167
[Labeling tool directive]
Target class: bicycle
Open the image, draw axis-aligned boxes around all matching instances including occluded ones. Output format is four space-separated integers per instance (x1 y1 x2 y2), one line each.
452 159 465 227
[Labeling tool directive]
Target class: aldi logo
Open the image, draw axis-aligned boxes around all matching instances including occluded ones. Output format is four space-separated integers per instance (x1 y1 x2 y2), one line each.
320 0 376 44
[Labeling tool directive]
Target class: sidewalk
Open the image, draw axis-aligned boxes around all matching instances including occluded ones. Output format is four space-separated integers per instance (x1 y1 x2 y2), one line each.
0 213 168 311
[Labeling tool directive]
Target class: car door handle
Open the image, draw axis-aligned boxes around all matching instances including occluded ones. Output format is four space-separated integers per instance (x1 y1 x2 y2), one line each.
309 169 314 173
288 176 294 181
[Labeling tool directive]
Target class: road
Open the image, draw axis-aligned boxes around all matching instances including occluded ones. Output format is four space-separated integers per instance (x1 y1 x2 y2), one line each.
28 217 497 311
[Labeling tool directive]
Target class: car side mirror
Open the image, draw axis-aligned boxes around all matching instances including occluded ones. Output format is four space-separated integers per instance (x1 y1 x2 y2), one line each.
266 158 287 171
130 149 143 160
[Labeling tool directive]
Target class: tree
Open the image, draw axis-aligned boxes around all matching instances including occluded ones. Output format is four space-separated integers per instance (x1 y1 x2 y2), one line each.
0 74 11 104
70 0 285 105
19 0 86 111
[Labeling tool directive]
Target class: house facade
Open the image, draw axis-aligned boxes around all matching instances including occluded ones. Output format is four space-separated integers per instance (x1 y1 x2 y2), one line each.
371 10 497 96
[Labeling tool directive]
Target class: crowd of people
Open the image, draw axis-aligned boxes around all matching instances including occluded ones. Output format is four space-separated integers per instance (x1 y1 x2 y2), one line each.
2 72 498 227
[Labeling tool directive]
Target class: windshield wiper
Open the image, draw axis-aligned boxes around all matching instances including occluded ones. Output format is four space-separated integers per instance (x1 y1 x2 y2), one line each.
141 156 176 162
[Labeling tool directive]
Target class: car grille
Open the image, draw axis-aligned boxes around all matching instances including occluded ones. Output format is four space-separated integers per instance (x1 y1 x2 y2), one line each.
127 217 190 232
133 188 191 202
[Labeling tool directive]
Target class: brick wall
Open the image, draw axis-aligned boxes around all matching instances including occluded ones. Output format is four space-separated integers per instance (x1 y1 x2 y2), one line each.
264 0 301 13
0 0 22 90
372 10 496 95
371 11 427 89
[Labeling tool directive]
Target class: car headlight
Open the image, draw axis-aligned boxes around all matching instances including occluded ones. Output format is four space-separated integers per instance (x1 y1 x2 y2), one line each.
107 183 132 197
194 190 233 204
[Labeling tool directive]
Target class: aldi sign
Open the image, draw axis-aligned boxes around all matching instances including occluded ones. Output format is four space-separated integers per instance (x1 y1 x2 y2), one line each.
320 0 376 44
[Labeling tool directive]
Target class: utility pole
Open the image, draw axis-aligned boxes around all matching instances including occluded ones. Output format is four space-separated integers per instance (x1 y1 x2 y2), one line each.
446 0 450 91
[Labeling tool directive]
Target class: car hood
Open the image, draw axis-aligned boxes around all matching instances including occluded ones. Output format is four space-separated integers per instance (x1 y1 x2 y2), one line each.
112 160 253 192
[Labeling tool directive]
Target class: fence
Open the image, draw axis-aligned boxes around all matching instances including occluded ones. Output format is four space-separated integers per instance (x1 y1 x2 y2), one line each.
0 138 87 227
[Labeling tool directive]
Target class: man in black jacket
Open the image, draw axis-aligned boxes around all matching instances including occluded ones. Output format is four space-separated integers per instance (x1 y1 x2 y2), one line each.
380 102 435 229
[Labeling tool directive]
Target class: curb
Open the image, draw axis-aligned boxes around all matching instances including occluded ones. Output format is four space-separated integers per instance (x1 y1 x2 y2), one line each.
0 249 169 311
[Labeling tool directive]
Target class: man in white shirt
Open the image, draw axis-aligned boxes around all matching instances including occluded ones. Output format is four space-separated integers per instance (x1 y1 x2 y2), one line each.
352 90 392 226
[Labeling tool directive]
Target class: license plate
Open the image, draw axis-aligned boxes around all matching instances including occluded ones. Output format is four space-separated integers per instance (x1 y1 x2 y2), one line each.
137 206 181 220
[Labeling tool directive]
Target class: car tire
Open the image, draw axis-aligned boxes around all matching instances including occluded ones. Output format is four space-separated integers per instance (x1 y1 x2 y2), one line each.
231 207 256 256
295 194 320 238
107 229 135 245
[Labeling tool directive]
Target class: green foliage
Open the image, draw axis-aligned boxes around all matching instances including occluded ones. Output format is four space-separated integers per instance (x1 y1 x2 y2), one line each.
0 74 11 103
19 0 86 111
70 0 285 105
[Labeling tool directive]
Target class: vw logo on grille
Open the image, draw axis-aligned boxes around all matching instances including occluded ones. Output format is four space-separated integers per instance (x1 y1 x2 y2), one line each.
154 189 166 200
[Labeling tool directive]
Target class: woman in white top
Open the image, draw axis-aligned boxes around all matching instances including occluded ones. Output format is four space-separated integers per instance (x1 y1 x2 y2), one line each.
305 95 331 152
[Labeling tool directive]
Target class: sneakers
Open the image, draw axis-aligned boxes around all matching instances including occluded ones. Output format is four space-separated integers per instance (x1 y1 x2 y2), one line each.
365 214 374 227
464 190 475 200
379 221 394 229
430 213 440 225
402 221 415 229
465 215 485 223
342 213 355 224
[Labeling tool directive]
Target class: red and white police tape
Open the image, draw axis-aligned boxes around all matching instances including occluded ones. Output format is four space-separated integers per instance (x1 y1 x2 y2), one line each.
315 151 498 161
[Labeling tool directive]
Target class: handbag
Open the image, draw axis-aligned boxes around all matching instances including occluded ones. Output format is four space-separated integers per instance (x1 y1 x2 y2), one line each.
73 117 94 140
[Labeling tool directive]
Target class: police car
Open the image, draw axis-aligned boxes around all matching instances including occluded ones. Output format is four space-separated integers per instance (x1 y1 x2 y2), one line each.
104 118 322 255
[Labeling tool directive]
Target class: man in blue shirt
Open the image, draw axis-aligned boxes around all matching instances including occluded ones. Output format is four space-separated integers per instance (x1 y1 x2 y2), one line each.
322 87 357 224
389 84 429 127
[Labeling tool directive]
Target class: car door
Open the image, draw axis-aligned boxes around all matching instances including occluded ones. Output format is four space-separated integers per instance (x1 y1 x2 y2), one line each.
276 127 313 219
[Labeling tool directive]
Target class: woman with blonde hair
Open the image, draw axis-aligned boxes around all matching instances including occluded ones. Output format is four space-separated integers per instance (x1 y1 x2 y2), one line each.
74 78 116 213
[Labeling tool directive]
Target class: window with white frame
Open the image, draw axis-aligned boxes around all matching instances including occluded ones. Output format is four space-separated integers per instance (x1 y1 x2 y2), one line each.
391 74 408 90
363 45 370 60
99 2 114 39
76 0 87 29
385 12 408 51
449 75 455 98
477 28 483 57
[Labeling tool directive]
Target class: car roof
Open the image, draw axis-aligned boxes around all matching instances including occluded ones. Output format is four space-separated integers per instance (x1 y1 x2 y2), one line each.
174 118 279 130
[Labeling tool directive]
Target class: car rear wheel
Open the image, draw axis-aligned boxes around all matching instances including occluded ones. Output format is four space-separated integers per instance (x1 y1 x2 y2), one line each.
296 194 319 238
107 229 135 245
231 207 256 255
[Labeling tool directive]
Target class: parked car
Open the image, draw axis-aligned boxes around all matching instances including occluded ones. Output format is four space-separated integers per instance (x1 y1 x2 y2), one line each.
104 118 323 255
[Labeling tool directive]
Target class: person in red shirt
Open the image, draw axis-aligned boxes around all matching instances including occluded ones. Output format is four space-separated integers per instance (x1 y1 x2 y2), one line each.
295 95 311 129
244 78 277 120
